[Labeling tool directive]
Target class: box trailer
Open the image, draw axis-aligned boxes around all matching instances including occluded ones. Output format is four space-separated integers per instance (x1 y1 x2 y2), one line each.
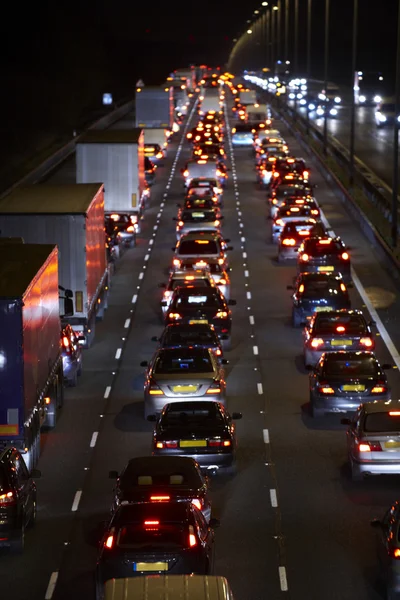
0 244 66 470
135 86 174 130
144 128 168 150
239 89 258 105
0 183 108 347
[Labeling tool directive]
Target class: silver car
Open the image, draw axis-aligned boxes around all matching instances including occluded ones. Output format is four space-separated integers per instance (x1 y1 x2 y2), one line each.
171 232 232 271
158 269 217 316
174 209 223 240
178 258 231 300
271 205 318 244
140 347 228 418
342 400 400 481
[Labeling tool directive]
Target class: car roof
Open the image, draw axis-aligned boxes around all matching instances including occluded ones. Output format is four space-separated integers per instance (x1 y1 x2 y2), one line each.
362 400 400 414
323 350 377 361
123 456 199 475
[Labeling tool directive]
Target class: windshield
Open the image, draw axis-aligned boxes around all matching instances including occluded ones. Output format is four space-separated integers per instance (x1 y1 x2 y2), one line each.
181 210 216 222
314 314 367 335
154 350 214 374
302 278 343 298
323 357 379 377
163 404 224 426
178 240 219 255
364 412 400 433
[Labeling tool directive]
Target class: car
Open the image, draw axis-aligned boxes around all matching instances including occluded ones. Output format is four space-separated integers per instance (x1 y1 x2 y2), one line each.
173 209 223 240
370 501 400 599
104 214 137 248
269 172 307 193
268 183 314 219
192 144 226 162
0 448 41 553
164 287 235 349
277 195 320 217
271 204 320 244
149 401 242 474
308 351 391 418
182 160 226 188
178 258 231 300
278 220 328 262
140 346 229 417
152 323 224 359
108 455 211 520
171 233 232 271
144 156 156 186
159 269 217 316
303 309 375 366
181 196 221 212
288 272 351 326
297 236 351 283
144 142 164 162
375 99 397 127
186 178 223 198
342 400 400 482
95 501 219 598
256 156 276 188
61 324 84 386
231 123 255 146
255 139 289 163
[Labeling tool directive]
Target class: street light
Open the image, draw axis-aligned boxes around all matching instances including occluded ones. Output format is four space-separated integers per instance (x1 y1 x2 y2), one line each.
284 0 289 63
254 9 259 13
247 29 253 34
262 1 268 5
392 0 400 248
306 0 313 135
349 0 358 187
323 0 330 155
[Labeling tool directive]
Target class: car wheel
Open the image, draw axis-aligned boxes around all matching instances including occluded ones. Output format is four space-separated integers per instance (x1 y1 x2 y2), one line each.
225 462 237 476
222 337 232 351
351 461 364 482
27 495 37 528
10 525 25 554
67 368 78 388
310 401 323 419
292 310 302 328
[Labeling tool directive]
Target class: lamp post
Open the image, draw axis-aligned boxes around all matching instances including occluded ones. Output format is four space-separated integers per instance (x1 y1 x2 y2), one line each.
266 9 271 67
349 0 358 187
306 0 312 135
294 0 299 74
285 0 289 62
392 0 400 248
323 0 330 155
277 0 281 62
271 7 275 72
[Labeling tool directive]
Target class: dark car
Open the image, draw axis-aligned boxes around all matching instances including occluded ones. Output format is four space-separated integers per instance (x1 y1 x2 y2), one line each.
95 502 219 598
278 220 328 262
0 448 41 553
297 236 352 283
61 324 84 386
104 214 137 248
181 197 220 212
308 351 391 418
303 309 375 366
268 183 314 217
149 401 242 474
144 156 156 186
288 272 351 326
165 287 236 350
152 323 224 359
108 456 211 521
371 501 400 598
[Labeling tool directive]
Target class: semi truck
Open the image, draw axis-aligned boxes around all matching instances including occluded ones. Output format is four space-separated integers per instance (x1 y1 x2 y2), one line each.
199 92 222 115
135 86 174 131
239 89 258 106
0 183 108 347
76 129 147 223
0 243 72 471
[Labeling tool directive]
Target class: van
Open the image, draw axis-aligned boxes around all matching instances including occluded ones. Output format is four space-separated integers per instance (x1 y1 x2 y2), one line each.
183 160 220 187
104 575 235 600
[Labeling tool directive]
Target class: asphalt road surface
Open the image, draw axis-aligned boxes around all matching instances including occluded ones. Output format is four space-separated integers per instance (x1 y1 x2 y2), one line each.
1 93 400 600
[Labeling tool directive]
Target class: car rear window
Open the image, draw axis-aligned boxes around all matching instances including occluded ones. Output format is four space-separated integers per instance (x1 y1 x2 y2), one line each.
276 185 307 196
282 222 321 238
163 405 224 426
178 240 219 255
171 279 210 290
185 199 215 210
234 124 254 132
302 278 343 298
303 239 343 254
174 291 221 310
181 211 216 222
154 349 214 374
314 314 367 335
363 412 400 433
278 206 313 218
323 357 379 377
117 523 187 549
164 328 218 346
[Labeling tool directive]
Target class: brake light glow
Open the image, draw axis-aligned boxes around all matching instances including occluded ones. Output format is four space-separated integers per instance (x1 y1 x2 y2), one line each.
62 336 69 348
298 284 305 293
336 326 346 332
214 220 220 226
156 440 178 449
303 170 309 178
273 171 279 178
187 133 193 138
105 534 114 549
215 348 222 356
390 548 400 559
173 259 181 267
178 221 184 227
149 387 164 396
218 278 227 285
340 283 347 292
341 252 349 260
311 209 319 215
208 438 231 447
360 337 373 347
185 275 195 280
371 384 387 393
299 230 310 236
389 412 400 416
126 225 135 232
191 499 203 510
311 338 324 348
0 491 14 505
282 238 296 246
195 261 208 268
218 258 224 265
168 313 182 320
144 520 160 527
110 214 120 220
183 170 189 177
215 311 228 318
206 386 221 394
287 158 295 163
318 385 335 394
189 526 197 547
358 441 382 452
301 253 309 261
275 219 285 227
150 495 170 502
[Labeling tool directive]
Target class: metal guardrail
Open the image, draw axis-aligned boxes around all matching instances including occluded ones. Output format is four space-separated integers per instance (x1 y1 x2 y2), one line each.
0 99 135 200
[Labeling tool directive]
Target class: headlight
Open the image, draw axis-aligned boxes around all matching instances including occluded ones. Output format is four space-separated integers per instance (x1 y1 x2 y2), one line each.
373 95 382 103
359 95 366 103
299 99 307 105
329 108 338 116
334 96 341 103
316 107 324 116
289 93 295 100
376 112 387 122
308 103 316 111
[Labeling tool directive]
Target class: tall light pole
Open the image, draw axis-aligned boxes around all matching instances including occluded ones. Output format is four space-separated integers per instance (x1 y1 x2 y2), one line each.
294 0 299 74
266 9 271 67
271 7 275 72
306 0 312 134
323 0 330 155
285 0 289 62
392 0 400 248
277 0 282 62
349 0 358 187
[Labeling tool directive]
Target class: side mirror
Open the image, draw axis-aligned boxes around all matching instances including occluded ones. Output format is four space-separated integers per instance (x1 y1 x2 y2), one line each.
382 364 392 370
228 299 236 305
287 285 294 290
109 470 118 479
370 519 382 529
340 418 351 426
158 282 166 288
221 359 229 365
140 361 148 367
161 301 168 307
147 415 157 422
209 517 220 529
151 336 159 342
31 469 41 478
232 412 242 420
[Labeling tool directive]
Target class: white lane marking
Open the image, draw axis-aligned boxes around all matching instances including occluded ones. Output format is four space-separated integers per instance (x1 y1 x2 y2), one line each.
243 251 247 258
257 383 263 395
157 212 161 218
45 572 59 600
249 315 255 325
238 210 242 216
279 566 288 591
253 345 259 355
124 318 130 328
263 428 270 443
139 272 144 280
270 489 278 507
144 254 150 261
241 236 246 242
90 432 98 448
115 348 122 359
246 291 252 299
132 294 138 303
153 225 158 231
149 239 154 246
71 490 82 512
244 270 249 277
319 210 400 369
104 386 111 399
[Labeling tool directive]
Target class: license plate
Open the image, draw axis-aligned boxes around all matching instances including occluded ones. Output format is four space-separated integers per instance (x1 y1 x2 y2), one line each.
189 319 208 324
315 306 333 312
134 562 168 572
172 385 197 393
318 266 334 271
342 384 365 392
385 441 400 449
180 439 207 448
331 340 352 346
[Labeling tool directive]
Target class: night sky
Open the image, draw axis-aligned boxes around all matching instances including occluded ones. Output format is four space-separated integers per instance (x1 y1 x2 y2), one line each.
0 0 398 183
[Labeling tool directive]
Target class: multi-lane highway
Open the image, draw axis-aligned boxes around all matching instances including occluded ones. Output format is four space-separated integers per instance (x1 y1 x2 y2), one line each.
1 90 400 600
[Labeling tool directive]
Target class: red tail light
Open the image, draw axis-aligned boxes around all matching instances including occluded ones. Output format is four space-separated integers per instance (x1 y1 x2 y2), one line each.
126 225 135 232
155 440 178 448
341 252 349 260
389 548 400 559
168 312 182 320
357 441 382 452
189 525 197 547
62 335 70 348
336 326 346 333
183 170 189 177
371 383 387 393
150 495 171 502
0 491 15 506
282 238 296 246
360 337 373 347
215 311 228 319
104 533 114 549
310 338 324 348
208 438 231 447
178 221 184 227
317 382 335 394
191 498 203 510
144 520 160 529
215 348 222 356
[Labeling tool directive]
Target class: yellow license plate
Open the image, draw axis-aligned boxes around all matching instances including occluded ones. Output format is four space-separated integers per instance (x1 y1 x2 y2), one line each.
134 562 168 572
172 385 197 393
315 306 333 312
318 266 334 271
342 385 365 392
385 441 400 449
331 340 352 346
189 319 208 324
180 439 207 448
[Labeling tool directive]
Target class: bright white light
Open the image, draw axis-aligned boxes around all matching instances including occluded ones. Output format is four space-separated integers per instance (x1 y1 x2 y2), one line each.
358 71 363 76
379 76 383 81
247 29 252 34
318 93 326 101
334 96 341 103
0 351 6 370
376 112 386 122
297 93 303 99
300 78 307 84
299 99 307 105
329 108 338 116
301 85 307 91
316 107 324 116
289 93 295 99
359 95 366 103
285 60 290 64
374 95 382 103
262 1 269 5
308 103 316 110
